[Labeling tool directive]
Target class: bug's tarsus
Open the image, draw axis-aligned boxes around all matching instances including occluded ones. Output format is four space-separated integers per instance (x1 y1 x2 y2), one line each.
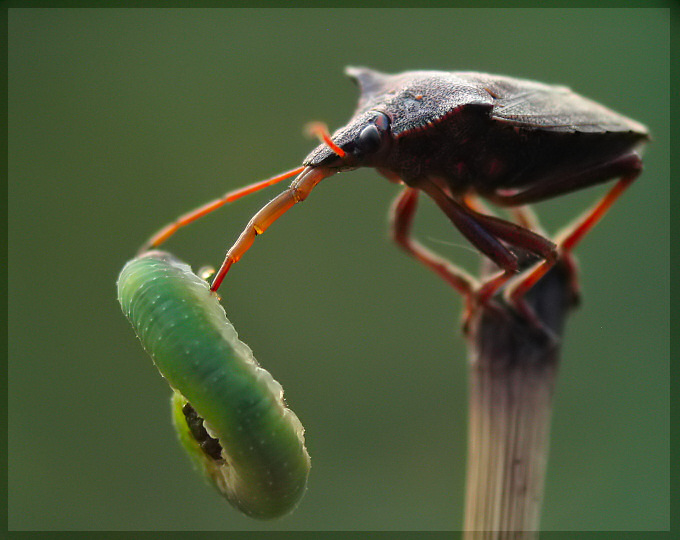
138 165 305 254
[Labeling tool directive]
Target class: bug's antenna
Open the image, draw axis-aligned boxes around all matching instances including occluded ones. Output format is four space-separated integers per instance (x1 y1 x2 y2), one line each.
305 122 347 158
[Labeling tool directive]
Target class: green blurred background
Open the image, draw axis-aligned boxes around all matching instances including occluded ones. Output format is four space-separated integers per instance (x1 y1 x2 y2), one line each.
8 8 669 531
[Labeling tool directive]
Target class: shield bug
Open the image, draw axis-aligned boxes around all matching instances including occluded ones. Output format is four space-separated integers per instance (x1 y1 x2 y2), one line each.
141 67 648 324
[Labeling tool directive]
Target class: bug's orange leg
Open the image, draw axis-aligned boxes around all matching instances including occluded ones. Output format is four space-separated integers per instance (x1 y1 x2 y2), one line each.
469 214 557 306
508 203 585 306
210 166 336 292
418 183 526 330
505 169 641 323
138 165 305 254
390 187 478 306
489 153 643 315
460 195 527 309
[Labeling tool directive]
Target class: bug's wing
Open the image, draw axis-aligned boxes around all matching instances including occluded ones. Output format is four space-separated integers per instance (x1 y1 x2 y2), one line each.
456 72 648 135
345 67 494 136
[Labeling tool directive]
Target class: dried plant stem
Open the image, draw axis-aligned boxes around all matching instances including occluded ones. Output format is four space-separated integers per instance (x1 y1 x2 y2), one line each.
463 258 574 539
464 343 558 536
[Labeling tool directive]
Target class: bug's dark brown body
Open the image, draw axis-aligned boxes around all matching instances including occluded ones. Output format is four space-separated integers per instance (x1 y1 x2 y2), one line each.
296 68 648 323
386 109 646 196
305 69 648 200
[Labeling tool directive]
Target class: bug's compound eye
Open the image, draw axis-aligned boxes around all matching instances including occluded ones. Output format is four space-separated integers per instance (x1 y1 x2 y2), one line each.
354 111 391 159
357 124 382 154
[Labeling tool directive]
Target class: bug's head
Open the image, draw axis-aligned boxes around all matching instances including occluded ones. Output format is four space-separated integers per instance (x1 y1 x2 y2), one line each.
302 110 393 173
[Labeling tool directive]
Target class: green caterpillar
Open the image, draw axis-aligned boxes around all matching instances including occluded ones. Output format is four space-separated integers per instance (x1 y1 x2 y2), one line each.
117 251 310 519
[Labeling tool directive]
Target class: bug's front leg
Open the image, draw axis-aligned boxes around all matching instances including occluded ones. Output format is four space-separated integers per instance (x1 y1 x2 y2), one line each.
389 186 479 318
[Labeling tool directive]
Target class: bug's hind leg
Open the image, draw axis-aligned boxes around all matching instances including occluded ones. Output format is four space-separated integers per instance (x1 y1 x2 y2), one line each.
462 201 560 305
415 183 536 333
504 164 642 324
417 183 531 317
460 195 558 308
491 152 643 314
390 187 479 318
419 182 555 312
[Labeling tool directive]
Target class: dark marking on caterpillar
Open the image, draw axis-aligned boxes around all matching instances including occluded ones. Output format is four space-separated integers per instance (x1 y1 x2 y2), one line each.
182 402 224 463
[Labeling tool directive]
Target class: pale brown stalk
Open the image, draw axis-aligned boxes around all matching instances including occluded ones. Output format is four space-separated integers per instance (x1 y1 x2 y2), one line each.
463 256 575 539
